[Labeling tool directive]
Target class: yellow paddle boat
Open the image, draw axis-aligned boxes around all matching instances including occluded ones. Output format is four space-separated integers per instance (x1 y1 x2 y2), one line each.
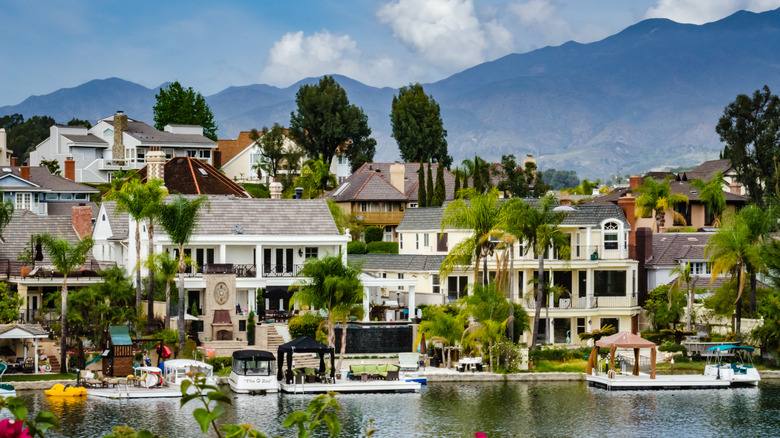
45 384 87 397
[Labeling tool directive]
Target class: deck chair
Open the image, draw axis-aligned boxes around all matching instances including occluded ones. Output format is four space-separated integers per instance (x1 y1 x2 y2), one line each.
22 358 34 373
82 370 103 388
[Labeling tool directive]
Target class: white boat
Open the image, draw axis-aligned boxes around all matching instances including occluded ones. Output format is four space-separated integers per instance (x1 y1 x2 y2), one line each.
229 350 279 394
134 366 164 388
162 359 217 393
0 363 14 397
703 345 761 386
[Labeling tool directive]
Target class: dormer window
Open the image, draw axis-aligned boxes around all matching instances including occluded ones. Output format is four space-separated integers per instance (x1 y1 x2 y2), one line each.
603 221 620 250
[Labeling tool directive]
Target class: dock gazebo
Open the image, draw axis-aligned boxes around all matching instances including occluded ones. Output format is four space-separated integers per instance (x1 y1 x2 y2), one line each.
276 336 335 381
590 331 657 378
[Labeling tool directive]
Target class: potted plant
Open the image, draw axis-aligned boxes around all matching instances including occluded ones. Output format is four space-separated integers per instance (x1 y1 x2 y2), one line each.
17 235 43 276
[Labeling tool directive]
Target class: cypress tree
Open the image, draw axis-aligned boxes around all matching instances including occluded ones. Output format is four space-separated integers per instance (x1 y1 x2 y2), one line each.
433 162 445 206
462 169 469 191
417 162 427 207
473 154 483 194
454 168 461 198
427 162 435 207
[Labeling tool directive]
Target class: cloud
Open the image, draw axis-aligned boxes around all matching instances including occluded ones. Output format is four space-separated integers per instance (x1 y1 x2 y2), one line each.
259 31 398 87
644 0 780 24
377 0 513 69
508 0 575 47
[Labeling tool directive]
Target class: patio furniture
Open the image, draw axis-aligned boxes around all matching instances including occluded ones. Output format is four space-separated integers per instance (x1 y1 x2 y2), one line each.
398 353 420 371
22 358 34 373
81 370 103 388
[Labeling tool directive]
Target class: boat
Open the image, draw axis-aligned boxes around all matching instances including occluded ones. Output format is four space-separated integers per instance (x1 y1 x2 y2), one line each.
0 363 14 397
703 344 761 386
45 384 87 397
229 350 279 394
134 366 164 388
162 359 217 393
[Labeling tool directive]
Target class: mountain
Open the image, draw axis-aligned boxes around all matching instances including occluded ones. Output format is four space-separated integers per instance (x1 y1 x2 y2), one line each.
3 9 780 179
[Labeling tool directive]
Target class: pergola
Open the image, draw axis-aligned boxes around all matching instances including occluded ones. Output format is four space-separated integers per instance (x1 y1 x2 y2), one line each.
588 331 657 379
276 336 335 380
0 324 49 372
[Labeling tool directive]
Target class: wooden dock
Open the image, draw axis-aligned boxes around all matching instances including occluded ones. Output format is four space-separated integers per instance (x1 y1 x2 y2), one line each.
586 373 732 390
280 379 421 394
88 387 182 399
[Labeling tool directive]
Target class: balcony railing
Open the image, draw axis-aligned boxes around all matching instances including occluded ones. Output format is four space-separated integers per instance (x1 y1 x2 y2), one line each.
352 211 404 225
263 264 303 277
523 295 638 309
571 245 634 261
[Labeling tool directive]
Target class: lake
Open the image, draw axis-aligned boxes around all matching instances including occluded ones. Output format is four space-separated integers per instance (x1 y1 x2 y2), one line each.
8 380 780 437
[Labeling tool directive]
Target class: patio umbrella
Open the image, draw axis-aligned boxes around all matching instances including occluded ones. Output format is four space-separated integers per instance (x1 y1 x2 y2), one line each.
419 333 427 356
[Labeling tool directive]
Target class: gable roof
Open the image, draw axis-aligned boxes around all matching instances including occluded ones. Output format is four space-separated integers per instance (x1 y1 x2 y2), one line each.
331 162 457 203
135 157 250 197
396 207 446 231
105 119 215 147
348 254 446 272
686 159 733 181
0 210 95 267
60 133 108 146
0 324 48 338
648 232 713 267
100 202 130 240
217 131 256 165
0 167 98 194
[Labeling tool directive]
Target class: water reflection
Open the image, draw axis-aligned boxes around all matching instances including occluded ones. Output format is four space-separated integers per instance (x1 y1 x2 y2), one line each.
4 381 780 437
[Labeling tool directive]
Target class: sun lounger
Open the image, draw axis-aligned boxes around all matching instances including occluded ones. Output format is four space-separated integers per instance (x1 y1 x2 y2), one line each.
398 353 419 371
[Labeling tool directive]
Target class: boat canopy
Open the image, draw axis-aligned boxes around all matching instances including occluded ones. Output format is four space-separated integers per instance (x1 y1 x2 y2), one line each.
706 344 755 353
232 350 275 361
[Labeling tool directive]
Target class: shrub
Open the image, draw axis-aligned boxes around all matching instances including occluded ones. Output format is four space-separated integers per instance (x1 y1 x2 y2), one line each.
347 241 367 254
364 226 383 244
247 311 256 346
206 356 232 373
658 341 687 355
529 347 584 362
367 241 398 254
289 313 324 339
242 183 270 198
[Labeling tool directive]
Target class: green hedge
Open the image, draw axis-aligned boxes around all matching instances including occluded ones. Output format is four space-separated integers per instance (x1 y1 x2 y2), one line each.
242 183 270 198
347 241 367 254
364 226 383 244
367 241 398 254
658 342 687 354
206 356 232 373
289 313 325 340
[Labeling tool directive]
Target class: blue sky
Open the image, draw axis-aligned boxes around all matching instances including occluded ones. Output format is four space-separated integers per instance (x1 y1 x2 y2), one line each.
2 0 779 106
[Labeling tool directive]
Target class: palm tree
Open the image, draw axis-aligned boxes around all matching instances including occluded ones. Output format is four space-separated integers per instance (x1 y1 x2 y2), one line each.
705 211 762 336
440 187 503 288
146 251 188 328
579 324 616 375
503 194 570 350
691 171 726 227
634 175 689 230
295 157 336 199
292 255 364 372
0 191 13 238
736 204 775 314
669 262 697 331
106 178 147 310
39 233 93 373
417 309 462 368
139 179 167 331
156 195 209 353
460 283 512 372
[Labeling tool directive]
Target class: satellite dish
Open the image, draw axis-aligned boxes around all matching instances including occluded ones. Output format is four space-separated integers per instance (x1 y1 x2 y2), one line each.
234 225 244 234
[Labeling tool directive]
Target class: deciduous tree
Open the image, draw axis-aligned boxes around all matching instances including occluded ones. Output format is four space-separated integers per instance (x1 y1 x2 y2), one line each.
390 83 451 167
153 81 218 141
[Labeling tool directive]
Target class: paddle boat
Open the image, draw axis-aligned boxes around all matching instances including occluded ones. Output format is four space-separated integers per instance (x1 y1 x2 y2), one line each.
703 344 761 386
162 359 217 393
134 366 164 388
0 363 14 397
45 384 87 397
229 350 279 394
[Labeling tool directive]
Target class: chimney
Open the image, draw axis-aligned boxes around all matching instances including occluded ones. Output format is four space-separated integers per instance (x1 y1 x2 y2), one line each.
629 175 643 190
635 227 653 306
212 150 222 169
269 181 283 199
64 158 75 181
72 205 92 239
0 128 6 166
560 192 572 206
10 157 18 167
390 163 405 193
112 110 128 160
729 181 742 195
20 166 30 180
146 146 166 184
618 192 636 254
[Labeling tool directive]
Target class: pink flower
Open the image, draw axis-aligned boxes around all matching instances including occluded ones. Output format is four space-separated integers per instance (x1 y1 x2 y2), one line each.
0 419 31 438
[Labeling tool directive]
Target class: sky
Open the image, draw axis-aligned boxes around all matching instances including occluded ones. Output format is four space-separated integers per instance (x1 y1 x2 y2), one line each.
2 0 780 107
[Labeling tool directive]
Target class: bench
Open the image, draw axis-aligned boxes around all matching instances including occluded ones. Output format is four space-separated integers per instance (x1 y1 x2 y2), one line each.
398 353 420 371
349 364 399 381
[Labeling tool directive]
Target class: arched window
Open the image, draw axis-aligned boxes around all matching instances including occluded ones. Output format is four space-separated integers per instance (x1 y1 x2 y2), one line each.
603 221 619 250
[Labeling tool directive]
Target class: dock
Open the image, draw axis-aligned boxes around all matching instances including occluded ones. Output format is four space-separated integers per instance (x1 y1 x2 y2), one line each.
88 387 182 399
586 373 732 390
280 379 421 394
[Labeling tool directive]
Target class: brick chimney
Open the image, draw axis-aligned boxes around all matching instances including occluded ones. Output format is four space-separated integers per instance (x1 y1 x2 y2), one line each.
212 149 222 169
0 128 7 166
146 146 166 184
560 192 572 206
72 205 92 239
635 227 653 306
729 181 742 195
618 192 636 254
629 175 643 190
20 166 30 180
390 163 405 193
64 158 75 181
112 110 128 161
10 157 18 167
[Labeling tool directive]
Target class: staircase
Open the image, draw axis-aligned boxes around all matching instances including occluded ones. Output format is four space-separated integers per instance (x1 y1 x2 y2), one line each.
47 354 60 371
266 324 320 368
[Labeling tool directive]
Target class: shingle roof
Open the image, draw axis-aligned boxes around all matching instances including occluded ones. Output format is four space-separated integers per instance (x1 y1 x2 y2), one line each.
330 162 458 203
686 159 733 181
330 171 407 201
185 197 340 236
348 254 446 272
0 167 99 193
101 202 129 240
0 324 48 337
0 210 95 266
60 133 108 146
561 204 631 229
47 202 99 218
396 207 446 231
135 157 250 197
107 120 216 146
648 232 713 267
217 131 256 165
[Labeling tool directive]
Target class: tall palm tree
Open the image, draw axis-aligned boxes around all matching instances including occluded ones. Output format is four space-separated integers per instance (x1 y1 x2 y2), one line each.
146 251 188 328
106 179 147 310
156 195 208 353
39 233 93 373
417 309 462 368
460 283 512 372
691 171 726 227
294 157 336 199
669 262 696 331
440 187 503 288
737 204 775 314
503 194 570 350
140 179 167 331
705 211 762 336
292 255 363 371
634 175 689 230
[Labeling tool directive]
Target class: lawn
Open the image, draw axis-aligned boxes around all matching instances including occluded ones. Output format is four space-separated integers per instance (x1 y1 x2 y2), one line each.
532 359 588 373
4 373 76 382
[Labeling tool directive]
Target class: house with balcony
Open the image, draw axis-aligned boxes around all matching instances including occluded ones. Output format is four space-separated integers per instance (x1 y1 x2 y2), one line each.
329 162 457 241
29 111 216 183
94 196 348 341
0 165 98 217
394 202 640 347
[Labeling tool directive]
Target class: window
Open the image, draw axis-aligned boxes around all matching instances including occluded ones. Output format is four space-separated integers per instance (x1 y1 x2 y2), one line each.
187 150 197 158
447 276 468 301
305 247 318 259
577 318 586 334
594 270 627 297
15 193 31 210
60 193 72 200
103 128 113 139
399 233 403 250
199 150 211 160
432 274 440 294
398 273 404 290
603 221 619 250
46 193 58 200
137 148 146 163
74 193 88 200
578 271 587 298
690 262 711 275
424 233 429 247
437 233 448 252
600 318 620 332
416 234 419 250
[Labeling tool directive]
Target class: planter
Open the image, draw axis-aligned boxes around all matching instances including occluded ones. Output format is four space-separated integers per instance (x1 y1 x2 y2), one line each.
20 266 30 277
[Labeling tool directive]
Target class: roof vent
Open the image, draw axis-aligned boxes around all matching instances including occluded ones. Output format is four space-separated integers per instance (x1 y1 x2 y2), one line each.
1 168 10 172
198 168 207 176
234 225 244 235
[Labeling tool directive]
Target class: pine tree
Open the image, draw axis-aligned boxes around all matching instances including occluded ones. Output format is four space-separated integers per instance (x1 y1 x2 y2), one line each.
418 162 427 207
454 168 461 198
433 162 446 206
427 162 435 207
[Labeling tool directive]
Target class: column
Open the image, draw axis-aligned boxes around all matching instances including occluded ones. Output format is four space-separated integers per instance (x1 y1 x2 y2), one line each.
586 268 594 309
408 285 416 321
363 286 370 322
585 226 592 257
219 244 226 263
256 245 263 278
34 338 38 373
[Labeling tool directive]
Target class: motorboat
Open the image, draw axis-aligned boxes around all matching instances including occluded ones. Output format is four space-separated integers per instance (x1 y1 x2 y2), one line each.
134 366 164 388
229 350 279 394
162 359 217 393
703 345 761 386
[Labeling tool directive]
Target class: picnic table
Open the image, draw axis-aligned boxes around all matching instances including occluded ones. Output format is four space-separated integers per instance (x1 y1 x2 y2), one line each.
457 357 483 372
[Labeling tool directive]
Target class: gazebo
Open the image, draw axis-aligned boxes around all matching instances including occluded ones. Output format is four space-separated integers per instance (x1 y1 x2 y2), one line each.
276 336 335 380
588 331 658 379
0 324 49 373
